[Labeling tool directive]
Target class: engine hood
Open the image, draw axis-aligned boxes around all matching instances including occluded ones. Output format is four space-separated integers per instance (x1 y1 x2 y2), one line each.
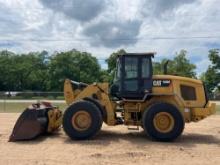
153 75 203 85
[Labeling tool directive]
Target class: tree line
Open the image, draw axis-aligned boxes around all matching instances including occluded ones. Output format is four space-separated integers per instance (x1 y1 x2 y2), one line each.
0 49 219 96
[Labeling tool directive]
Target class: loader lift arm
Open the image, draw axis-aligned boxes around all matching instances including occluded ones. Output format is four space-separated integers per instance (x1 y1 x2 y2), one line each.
64 79 117 125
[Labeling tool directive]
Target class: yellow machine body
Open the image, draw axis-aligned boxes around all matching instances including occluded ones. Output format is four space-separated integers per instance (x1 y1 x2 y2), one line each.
64 75 216 127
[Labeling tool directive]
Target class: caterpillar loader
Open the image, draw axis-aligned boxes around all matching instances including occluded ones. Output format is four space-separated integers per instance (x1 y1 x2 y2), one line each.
10 52 216 142
63 53 216 141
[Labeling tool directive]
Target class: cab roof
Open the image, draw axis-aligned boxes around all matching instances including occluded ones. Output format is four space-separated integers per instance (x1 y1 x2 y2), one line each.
118 52 156 58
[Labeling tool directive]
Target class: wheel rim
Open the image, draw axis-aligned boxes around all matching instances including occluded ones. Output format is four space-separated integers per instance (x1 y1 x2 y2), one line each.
153 112 175 133
71 111 92 131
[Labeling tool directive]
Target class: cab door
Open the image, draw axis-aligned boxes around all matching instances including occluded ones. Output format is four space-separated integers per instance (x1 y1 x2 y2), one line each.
121 56 152 99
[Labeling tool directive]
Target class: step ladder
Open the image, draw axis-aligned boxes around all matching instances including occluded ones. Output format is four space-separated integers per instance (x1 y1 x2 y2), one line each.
127 103 141 131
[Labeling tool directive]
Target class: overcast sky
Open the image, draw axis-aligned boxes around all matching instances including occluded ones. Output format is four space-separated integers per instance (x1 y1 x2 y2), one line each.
0 0 220 75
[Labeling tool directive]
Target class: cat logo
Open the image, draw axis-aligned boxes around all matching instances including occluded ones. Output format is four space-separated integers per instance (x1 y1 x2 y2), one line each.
153 80 171 87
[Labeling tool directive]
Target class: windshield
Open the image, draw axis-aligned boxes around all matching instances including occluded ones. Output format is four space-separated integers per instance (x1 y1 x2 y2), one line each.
125 57 138 79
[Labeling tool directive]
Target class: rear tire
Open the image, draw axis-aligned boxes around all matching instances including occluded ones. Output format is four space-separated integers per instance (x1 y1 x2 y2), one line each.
63 100 102 140
142 103 184 142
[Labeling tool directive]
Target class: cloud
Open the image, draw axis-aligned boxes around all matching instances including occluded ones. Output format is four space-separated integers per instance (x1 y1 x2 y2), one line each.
153 0 195 12
0 41 21 48
0 0 219 75
82 19 142 47
39 0 107 22
38 0 143 48
0 4 25 34
142 0 197 16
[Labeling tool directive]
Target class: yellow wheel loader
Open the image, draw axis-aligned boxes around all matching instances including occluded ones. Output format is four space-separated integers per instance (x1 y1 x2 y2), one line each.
62 53 216 141
10 53 216 142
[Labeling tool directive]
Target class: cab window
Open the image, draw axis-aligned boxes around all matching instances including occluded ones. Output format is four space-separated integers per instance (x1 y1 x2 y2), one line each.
124 57 138 92
125 57 138 79
142 57 150 78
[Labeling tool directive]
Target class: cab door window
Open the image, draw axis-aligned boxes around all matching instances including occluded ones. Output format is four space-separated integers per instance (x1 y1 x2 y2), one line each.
142 57 150 78
124 57 138 91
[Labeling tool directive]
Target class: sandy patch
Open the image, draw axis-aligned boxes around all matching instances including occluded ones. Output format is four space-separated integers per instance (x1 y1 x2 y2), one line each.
0 113 220 165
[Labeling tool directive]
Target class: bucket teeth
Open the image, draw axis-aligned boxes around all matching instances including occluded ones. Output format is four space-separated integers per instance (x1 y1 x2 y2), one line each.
9 102 62 142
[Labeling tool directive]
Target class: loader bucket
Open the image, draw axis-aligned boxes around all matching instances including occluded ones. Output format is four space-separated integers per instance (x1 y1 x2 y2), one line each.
9 102 62 142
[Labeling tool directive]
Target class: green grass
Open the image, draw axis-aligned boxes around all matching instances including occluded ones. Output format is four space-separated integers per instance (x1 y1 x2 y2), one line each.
0 102 67 113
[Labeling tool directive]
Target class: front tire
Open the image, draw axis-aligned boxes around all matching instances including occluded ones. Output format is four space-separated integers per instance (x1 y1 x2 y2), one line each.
63 100 102 140
142 103 184 142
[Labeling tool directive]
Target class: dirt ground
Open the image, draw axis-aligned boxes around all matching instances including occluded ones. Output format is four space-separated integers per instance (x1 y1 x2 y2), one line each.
0 113 220 165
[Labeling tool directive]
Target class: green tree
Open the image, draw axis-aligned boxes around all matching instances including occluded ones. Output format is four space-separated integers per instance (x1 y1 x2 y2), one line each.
0 50 16 91
202 49 220 94
13 52 51 91
0 50 49 91
48 50 102 91
27 51 50 91
153 59 170 75
99 70 111 82
106 49 126 82
170 50 196 78
153 50 196 78
0 50 106 92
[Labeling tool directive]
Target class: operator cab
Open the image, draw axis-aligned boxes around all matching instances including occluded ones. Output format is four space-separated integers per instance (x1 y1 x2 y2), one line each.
110 53 154 99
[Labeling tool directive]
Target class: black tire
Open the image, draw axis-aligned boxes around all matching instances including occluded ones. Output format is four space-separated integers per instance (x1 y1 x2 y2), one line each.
142 103 184 142
83 97 107 122
63 100 103 140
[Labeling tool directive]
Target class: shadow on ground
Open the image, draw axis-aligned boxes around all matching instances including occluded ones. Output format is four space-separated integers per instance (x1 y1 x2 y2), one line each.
63 130 220 148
